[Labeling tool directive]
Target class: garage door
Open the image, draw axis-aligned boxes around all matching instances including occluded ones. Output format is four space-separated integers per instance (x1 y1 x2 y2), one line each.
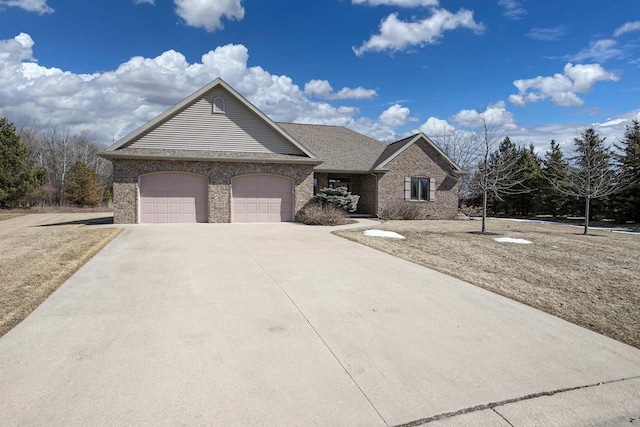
232 175 293 222
139 173 207 223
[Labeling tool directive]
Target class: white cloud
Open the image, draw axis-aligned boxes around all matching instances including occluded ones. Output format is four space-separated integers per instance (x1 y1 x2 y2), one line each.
570 39 623 62
419 116 455 136
352 0 438 7
497 0 525 20
0 0 52 14
353 8 484 56
526 26 566 41
614 21 640 37
174 0 244 32
452 101 517 130
0 33 407 144
304 79 377 100
509 63 619 107
135 0 155 4
378 104 413 126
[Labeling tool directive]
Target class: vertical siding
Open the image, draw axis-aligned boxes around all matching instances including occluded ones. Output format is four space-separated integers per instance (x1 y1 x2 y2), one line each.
126 87 304 155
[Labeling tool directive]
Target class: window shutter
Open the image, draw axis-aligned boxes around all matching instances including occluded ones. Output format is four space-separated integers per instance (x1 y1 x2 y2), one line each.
429 179 436 201
404 177 411 200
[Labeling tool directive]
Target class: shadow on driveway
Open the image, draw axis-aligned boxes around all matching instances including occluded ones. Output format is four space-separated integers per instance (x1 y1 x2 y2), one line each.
37 216 114 227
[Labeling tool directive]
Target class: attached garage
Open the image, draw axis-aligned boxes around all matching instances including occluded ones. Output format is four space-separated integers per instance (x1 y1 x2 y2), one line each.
232 174 294 222
139 173 208 223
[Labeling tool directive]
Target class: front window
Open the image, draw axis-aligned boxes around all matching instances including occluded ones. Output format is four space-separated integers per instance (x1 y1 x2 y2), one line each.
410 177 430 201
328 177 352 192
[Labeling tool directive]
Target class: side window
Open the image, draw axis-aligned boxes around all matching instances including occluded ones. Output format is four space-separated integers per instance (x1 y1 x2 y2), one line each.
409 177 431 201
213 96 225 114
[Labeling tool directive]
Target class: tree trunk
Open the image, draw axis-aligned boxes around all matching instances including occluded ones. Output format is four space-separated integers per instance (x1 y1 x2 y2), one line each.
583 196 590 235
482 189 487 233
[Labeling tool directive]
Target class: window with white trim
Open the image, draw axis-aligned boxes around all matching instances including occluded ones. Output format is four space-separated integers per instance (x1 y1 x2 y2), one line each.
212 96 225 114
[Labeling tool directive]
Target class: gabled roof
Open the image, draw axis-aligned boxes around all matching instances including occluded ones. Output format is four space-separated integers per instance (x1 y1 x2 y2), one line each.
374 132 463 173
102 78 317 159
278 123 387 172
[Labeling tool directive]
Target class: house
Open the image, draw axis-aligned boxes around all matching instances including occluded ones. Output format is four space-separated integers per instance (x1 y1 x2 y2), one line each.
100 78 463 224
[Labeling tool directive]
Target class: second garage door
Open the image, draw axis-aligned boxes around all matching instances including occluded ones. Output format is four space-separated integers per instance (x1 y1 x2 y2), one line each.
232 174 293 222
139 173 208 223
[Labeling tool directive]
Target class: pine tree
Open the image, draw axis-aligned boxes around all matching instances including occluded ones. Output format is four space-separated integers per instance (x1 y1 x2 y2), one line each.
541 140 570 217
0 118 42 207
514 144 544 216
64 161 105 207
612 120 640 222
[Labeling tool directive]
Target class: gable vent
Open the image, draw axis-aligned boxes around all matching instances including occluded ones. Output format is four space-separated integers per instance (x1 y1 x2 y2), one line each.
213 96 225 114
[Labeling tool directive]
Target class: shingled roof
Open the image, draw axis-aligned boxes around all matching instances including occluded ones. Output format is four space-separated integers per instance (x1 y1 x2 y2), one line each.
278 123 463 174
278 123 386 172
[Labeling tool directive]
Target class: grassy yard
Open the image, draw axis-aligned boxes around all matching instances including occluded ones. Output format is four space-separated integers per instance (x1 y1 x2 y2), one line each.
0 213 121 337
335 219 640 349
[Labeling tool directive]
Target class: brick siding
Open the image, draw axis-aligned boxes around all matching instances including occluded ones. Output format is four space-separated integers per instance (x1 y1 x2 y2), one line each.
112 159 314 223
377 140 459 219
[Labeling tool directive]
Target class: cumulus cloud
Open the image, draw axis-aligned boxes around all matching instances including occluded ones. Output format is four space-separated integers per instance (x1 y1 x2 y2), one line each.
353 8 484 55
174 0 244 32
419 116 455 136
570 39 623 62
134 0 155 4
452 101 517 130
304 79 377 100
614 21 640 37
378 104 414 126
508 63 619 107
0 33 408 144
497 0 525 20
0 0 53 14
352 0 438 6
526 26 566 41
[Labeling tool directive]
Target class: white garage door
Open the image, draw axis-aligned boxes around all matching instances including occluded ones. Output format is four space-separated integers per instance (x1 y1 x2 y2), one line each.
232 175 293 222
139 173 207 223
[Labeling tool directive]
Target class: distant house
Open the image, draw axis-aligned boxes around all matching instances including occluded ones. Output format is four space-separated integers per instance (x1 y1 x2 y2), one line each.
100 78 463 223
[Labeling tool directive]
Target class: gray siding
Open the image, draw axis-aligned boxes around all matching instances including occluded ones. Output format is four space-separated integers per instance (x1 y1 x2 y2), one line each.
126 88 303 155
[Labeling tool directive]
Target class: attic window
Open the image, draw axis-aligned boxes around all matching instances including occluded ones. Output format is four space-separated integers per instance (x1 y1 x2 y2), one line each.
213 96 225 114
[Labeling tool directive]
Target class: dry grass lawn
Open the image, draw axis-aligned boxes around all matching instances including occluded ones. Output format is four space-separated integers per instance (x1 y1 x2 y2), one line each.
0 213 121 337
335 219 640 349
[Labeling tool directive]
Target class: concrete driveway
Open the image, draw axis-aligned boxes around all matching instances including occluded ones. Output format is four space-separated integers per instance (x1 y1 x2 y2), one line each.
1 220 639 426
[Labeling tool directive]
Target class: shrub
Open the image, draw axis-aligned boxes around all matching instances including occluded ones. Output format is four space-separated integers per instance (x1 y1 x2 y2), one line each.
380 201 439 220
313 186 359 213
459 204 483 218
297 202 352 226
64 161 105 207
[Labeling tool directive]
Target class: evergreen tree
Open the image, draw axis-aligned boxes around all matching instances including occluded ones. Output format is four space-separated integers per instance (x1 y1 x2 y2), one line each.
64 161 105 207
514 145 544 216
0 118 42 207
541 140 570 217
612 120 640 222
487 136 520 215
549 128 622 234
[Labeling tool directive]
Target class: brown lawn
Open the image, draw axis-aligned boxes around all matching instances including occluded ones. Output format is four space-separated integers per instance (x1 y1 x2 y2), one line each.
335 219 640 349
0 213 121 337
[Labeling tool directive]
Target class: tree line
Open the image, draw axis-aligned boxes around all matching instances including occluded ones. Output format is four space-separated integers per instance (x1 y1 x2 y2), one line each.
0 117 110 208
461 120 640 234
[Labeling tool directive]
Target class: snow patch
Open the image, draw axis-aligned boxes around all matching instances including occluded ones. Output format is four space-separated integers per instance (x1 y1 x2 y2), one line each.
494 237 533 244
364 230 406 239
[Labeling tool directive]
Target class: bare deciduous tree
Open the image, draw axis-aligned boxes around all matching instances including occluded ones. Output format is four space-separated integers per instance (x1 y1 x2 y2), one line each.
14 117 111 205
471 116 528 233
429 124 480 199
548 128 628 235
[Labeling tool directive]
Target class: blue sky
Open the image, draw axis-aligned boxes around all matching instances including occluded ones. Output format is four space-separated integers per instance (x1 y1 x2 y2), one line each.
0 0 638 153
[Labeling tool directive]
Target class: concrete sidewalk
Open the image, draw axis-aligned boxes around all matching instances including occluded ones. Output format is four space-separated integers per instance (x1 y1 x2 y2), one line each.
1 220 639 426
